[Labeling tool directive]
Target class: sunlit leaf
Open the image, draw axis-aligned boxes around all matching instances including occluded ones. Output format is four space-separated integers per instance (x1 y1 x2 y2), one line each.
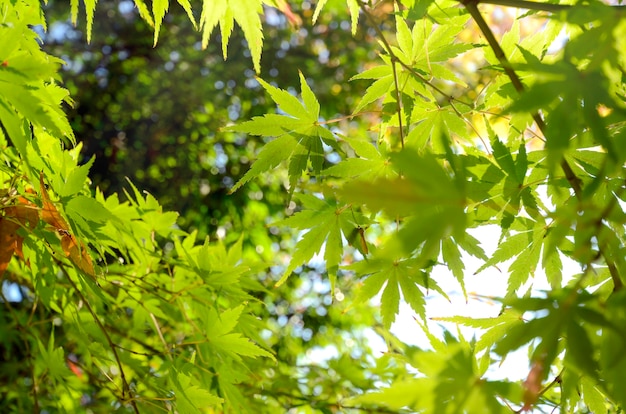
152 0 169 46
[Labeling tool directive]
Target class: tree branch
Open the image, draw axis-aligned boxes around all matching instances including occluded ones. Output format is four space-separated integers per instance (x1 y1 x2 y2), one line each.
462 0 623 291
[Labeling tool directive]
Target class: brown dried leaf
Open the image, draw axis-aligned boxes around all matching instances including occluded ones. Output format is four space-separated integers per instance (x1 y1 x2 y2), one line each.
0 216 20 276
61 233 95 277
12 197 39 229
39 172 95 278
39 171 70 231
5 201 38 259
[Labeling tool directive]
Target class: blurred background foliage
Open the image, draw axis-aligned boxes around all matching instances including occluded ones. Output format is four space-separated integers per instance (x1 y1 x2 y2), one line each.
42 0 379 241
28 0 394 409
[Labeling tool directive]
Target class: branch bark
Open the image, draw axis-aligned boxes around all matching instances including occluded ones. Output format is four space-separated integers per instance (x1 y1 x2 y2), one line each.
462 0 623 291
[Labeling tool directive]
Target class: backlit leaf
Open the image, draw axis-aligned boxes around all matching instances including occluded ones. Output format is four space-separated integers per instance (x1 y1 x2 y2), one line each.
381 273 400 328
152 0 169 46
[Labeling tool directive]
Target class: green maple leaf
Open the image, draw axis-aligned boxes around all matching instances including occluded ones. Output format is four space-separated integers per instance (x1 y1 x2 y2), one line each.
323 135 394 180
226 72 335 192
433 308 524 352
407 106 469 151
205 305 274 362
341 148 466 260
313 0 359 34
273 193 369 287
199 0 264 72
395 14 472 85
172 372 223 413
348 256 450 328
37 330 70 383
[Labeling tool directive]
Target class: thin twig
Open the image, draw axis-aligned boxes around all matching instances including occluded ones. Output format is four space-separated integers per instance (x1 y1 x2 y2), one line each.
320 110 382 125
539 369 563 398
465 1 581 192
449 100 490 152
29 340 40 413
150 313 173 362
107 324 163 355
254 387 407 414
360 3 405 147
358 2 488 151
391 59 406 147
61 264 141 414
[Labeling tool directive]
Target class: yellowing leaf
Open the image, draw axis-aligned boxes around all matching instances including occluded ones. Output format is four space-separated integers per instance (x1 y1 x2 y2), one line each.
176 0 196 29
312 0 328 24
83 0 96 43
133 0 155 26
346 0 359 35
153 0 170 46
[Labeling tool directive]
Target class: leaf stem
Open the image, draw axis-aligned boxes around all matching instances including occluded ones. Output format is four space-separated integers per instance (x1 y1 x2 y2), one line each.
31 352 41 414
391 59 406 148
150 313 173 362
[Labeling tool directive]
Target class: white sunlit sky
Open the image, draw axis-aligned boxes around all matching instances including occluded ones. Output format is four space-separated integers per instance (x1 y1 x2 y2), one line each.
385 225 580 382
297 221 582 385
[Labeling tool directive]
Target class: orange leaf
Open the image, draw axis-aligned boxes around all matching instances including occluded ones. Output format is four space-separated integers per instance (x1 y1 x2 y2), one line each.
6 204 38 232
522 359 544 411
14 236 26 261
0 216 19 276
0 195 39 270
6 202 37 260
67 358 84 379
39 171 70 231
39 172 96 279
275 0 302 27
61 232 95 278
14 197 39 228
